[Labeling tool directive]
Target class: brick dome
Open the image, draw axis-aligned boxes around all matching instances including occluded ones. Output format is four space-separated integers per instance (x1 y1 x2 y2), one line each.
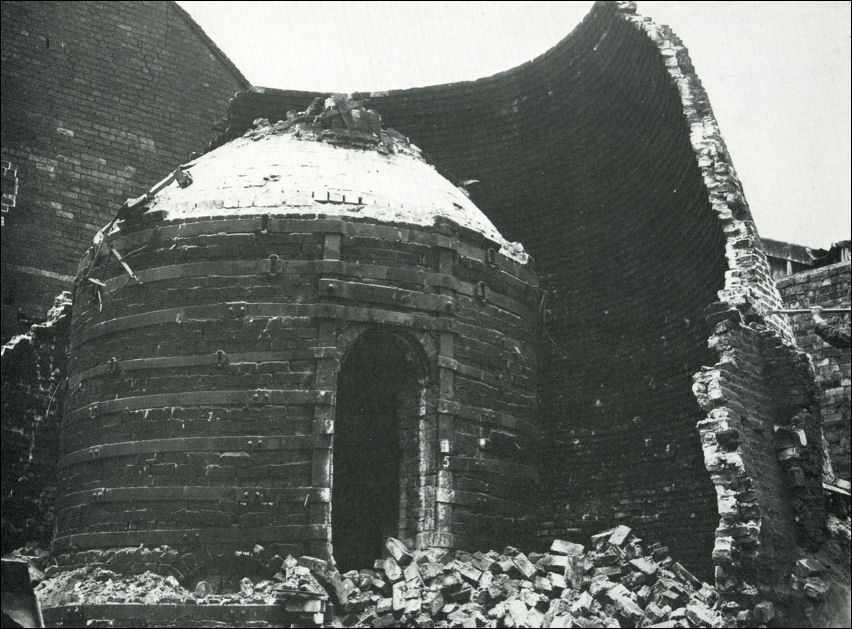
57 97 539 578
144 98 527 263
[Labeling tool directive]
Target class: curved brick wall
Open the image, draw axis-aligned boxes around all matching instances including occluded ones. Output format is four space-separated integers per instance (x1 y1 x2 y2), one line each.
56 127 539 570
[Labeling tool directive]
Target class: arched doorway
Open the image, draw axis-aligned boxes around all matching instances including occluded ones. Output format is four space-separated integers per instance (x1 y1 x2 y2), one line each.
331 330 428 571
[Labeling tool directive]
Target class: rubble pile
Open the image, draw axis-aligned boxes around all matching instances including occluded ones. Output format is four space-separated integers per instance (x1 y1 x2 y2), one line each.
35 561 326 608
34 526 725 627
314 526 722 628
244 94 421 158
7 542 50 584
37 566 191 608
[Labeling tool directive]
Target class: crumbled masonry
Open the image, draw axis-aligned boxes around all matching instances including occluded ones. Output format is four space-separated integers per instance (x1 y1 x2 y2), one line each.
36 529 727 628
775 261 852 482
312 530 725 628
1 292 72 552
21 518 849 627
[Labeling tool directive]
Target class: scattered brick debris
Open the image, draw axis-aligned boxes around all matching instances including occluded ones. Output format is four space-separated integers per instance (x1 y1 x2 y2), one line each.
31 520 852 627
304 529 724 627
31 527 727 626
35 557 327 609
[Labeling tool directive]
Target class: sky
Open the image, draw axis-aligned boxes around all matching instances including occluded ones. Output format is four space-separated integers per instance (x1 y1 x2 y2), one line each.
179 1 851 249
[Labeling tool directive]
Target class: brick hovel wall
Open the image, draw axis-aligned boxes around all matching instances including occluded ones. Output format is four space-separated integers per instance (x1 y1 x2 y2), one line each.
1 292 71 552
378 3 729 580
776 261 851 482
0 0 247 341
694 304 826 613
57 213 538 572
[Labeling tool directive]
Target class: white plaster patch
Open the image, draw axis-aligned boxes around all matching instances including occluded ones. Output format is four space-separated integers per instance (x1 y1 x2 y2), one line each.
147 133 529 263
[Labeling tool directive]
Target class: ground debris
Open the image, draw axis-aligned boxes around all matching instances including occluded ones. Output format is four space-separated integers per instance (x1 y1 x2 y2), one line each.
31 527 725 627
35 553 328 610
318 528 722 627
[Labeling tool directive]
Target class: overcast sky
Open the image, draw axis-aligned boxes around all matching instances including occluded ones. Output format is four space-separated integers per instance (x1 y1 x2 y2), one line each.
179 1 851 249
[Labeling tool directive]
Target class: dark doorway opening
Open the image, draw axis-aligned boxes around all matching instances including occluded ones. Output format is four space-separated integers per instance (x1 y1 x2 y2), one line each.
332 331 425 571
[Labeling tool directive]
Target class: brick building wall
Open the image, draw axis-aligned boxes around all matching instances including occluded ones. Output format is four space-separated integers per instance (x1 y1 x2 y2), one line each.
1 292 72 552
0 0 248 341
776 261 852 482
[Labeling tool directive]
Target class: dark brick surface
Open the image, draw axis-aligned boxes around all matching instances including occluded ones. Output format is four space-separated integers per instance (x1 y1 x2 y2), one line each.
0 1 247 340
776 261 851 481
58 214 539 564
1 292 71 552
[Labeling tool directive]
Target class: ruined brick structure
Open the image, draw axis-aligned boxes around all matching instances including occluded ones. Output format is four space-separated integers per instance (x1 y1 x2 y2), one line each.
0 0 248 341
1 1 842 625
1 293 71 552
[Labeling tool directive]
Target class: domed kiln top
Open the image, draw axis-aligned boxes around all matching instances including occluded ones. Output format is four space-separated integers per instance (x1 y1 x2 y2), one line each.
144 95 528 262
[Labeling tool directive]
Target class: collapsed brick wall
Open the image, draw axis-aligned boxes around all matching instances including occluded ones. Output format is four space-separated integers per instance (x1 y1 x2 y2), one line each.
776 261 851 481
57 212 538 572
0 0 248 340
635 3 830 615
693 305 826 613
1 292 71 552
